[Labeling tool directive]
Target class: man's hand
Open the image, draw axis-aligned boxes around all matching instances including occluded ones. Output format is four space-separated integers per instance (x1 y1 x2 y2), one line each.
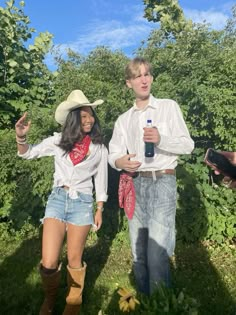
115 154 141 172
219 151 236 164
221 176 236 189
143 126 160 145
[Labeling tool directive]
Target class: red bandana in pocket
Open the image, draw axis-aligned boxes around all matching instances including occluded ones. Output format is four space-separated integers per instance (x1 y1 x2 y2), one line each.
118 172 136 219
69 135 91 165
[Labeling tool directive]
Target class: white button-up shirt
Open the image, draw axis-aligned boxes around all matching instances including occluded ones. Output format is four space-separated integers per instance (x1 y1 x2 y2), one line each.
108 95 194 171
18 132 108 201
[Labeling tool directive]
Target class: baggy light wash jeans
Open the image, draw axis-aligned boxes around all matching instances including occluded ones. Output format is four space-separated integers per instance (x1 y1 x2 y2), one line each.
128 174 176 295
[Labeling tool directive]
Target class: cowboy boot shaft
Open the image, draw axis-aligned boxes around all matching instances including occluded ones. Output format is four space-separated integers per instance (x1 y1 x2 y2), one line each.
62 262 87 315
39 263 61 315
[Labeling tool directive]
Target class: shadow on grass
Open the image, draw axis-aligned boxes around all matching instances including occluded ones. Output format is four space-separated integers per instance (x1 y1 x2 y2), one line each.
71 166 124 315
0 235 43 315
104 164 235 315
174 165 235 315
0 164 235 314
173 242 235 315
0 166 123 315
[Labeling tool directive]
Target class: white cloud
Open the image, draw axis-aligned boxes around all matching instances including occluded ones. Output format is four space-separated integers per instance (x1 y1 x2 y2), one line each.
51 15 154 62
184 8 229 29
221 1 235 12
51 2 156 57
45 18 154 69
45 1 234 69
44 2 156 69
72 20 153 52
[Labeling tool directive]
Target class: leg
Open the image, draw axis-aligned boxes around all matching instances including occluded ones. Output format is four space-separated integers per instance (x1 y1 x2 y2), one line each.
62 224 91 315
147 175 177 293
42 218 66 268
39 218 66 315
67 224 91 268
129 221 149 294
128 177 149 294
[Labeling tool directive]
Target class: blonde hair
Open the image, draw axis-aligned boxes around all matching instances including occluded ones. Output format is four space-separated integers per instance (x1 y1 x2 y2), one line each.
125 57 153 80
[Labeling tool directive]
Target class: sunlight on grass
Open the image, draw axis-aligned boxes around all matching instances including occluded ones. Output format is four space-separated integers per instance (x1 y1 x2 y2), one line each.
0 221 235 315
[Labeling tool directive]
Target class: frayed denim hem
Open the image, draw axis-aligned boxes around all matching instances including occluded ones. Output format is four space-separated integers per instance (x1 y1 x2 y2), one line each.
40 216 66 225
65 220 93 227
40 216 93 228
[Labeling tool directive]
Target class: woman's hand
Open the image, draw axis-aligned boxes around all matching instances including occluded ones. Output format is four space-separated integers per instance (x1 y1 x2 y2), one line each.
15 112 31 138
93 209 103 231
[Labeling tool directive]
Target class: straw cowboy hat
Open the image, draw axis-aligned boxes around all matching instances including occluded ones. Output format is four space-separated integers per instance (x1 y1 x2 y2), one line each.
55 90 104 125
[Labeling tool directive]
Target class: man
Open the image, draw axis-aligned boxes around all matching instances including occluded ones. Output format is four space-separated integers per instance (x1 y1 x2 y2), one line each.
108 57 194 295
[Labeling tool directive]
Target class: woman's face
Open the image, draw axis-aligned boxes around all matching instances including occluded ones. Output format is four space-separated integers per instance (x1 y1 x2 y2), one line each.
80 106 95 134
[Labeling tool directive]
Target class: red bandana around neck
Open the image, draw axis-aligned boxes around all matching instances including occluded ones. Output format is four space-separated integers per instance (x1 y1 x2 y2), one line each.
69 135 91 165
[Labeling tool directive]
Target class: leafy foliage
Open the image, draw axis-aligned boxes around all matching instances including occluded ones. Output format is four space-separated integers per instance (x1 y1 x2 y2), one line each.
137 6 236 242
176 151 235 243
117 285 199 314
0 0 235 244
143 0 192 35
134 285 199 315
0 0 56 228
0 128 54 228
54 47 131 145
0 0 56 128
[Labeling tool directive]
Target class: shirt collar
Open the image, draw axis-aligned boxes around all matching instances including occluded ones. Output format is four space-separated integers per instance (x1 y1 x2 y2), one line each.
132 94 156 112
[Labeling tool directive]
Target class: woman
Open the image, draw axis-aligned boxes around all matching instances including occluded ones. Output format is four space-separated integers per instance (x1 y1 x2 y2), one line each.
15 90 108 315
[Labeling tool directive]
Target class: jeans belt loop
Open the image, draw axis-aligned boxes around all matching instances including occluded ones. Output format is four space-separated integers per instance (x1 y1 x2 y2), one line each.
152 170 157 181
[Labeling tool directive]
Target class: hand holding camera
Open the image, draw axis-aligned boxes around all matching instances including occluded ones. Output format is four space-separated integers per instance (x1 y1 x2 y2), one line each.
204 149 236 189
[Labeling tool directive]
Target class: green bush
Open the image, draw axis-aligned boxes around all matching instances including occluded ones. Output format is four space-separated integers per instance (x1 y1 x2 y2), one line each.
0 127 54 229
176 149 236 243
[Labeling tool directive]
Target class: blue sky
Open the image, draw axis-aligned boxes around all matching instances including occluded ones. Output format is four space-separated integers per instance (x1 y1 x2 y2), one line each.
1 0 234 69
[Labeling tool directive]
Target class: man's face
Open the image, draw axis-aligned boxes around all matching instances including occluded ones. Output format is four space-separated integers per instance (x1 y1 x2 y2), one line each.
126 64 153 101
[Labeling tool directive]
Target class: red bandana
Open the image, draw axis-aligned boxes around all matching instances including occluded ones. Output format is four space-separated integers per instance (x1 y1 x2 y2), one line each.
69 135 91 165
118 172 136 220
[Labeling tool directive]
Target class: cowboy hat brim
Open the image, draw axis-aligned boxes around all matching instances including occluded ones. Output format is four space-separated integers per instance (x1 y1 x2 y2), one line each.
55 99 103 125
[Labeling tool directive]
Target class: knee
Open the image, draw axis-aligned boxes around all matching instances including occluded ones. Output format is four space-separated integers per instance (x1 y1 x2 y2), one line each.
42 258 59 269
67 253 82 269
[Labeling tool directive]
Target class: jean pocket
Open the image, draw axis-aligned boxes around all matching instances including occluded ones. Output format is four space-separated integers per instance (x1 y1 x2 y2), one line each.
47 190 57 201
78 193 93 203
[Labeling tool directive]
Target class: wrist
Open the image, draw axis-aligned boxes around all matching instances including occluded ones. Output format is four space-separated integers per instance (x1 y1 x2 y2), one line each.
16 136 27 145
96 205 104 212
16 134 26 139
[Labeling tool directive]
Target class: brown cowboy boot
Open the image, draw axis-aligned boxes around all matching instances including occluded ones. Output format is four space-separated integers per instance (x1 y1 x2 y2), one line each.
62 262 87 315
39 262 61 315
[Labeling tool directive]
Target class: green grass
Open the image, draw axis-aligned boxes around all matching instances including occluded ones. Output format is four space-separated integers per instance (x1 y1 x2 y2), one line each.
0 206 235 315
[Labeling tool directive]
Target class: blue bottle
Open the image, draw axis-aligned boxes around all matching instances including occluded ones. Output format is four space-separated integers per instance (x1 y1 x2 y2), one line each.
145 119 154 157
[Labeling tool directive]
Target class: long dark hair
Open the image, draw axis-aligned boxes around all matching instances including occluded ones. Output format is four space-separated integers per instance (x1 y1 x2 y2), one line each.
58 107 103 153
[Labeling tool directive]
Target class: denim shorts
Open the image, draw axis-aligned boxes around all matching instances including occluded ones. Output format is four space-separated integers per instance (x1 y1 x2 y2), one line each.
41 187 94 226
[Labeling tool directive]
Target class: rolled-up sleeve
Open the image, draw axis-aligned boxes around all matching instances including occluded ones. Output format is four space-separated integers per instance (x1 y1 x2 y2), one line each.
17 134 59 159
94 145 108 202
108 119 127 171
157 101 194 154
